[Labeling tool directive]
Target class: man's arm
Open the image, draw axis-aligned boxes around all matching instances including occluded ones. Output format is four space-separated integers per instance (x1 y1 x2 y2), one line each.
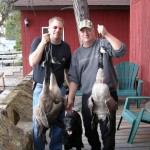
66 82 79 112
97 25 122 51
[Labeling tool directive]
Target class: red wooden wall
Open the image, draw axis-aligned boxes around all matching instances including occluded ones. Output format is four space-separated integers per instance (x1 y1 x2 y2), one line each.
21 9 129 76
130 0 150 95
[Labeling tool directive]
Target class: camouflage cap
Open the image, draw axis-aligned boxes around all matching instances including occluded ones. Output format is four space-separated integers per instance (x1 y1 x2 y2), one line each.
79 19 93 31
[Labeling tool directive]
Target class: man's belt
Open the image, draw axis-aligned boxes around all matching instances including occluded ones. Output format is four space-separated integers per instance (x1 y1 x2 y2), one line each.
35 85 43 88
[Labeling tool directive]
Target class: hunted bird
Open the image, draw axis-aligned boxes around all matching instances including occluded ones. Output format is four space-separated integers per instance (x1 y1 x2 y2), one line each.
88 48 117 123
33 48 66 144
88 68 111 121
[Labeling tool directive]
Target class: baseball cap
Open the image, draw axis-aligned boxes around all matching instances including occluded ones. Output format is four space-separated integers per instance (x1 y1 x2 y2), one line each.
79 19 93 31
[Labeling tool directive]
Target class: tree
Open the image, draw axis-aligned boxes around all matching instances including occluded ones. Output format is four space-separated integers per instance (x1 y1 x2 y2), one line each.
0 0 18 29
0 0 21 51
5 11 21 51
0 0 90 49
73 0 90 44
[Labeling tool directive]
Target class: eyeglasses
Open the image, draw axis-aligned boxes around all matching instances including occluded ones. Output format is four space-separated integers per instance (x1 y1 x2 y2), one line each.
53 26 63 31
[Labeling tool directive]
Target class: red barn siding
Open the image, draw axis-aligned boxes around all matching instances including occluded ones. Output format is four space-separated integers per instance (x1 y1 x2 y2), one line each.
130 0 150 95
21 10 79 76
21 9 129 76
90 10 129 65
15 0 130 7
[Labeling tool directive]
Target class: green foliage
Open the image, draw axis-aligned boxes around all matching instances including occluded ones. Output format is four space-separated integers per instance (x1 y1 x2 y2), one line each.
0 3 3 12
0 0 12 28
5 11 22 51
15 59 22 66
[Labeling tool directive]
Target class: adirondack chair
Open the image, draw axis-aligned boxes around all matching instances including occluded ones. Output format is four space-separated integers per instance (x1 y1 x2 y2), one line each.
115 62 143 107
117 96 150 144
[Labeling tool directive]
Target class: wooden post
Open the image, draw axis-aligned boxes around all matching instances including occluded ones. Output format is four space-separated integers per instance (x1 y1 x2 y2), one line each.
73 0 90 44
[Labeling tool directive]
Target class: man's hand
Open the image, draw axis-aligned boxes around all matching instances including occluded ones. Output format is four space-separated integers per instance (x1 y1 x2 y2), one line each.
97 25 108 37
66 98 74 114
41 33 50 45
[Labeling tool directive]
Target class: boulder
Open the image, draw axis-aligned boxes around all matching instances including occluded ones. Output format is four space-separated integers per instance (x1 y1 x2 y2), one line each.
14 80 33 96
0 108 7 117
5 89 32 124
0 114 33 150
0 80 33 125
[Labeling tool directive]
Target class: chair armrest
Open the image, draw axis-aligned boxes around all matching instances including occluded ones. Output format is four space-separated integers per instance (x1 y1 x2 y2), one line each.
136 78 143 96
124 96 150 110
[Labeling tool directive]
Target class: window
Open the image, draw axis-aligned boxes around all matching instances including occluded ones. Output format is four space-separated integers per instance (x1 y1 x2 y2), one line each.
42 27 48 34
42 27 64 40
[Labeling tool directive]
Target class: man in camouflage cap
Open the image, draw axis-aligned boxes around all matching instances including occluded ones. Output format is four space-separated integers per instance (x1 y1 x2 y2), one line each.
66 19 126 150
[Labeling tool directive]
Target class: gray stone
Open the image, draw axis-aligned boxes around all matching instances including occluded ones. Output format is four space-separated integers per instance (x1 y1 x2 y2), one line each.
5 89 32 124
0 79 33 125
0 108 7 117
14 80 33 96
0 114 33 150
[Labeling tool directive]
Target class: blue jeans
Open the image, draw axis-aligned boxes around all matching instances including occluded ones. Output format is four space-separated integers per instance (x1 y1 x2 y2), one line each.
33 83 66 150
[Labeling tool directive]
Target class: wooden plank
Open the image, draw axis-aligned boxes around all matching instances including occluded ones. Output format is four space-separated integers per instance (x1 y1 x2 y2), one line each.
3 77 22 87
0 54 16 59
0 59 21 67
0 66 23 76
145 101 150 112
14 0 130 7
0 72 5 91
0 72 4 78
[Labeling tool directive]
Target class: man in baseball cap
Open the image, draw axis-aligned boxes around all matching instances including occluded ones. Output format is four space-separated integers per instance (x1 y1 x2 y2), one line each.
67 17 127 150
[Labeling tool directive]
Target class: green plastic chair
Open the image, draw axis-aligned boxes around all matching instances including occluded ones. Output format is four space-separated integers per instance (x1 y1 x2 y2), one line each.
116 62 143 107
117 96 150 144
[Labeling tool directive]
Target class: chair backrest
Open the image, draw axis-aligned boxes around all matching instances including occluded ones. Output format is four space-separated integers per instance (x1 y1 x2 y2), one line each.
116 62 139 90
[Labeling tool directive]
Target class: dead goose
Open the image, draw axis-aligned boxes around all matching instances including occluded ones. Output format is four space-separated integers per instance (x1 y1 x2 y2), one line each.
88 68 110 121
33 59 65 144
88 68 118 138
49 70 64 104
88 45 117 124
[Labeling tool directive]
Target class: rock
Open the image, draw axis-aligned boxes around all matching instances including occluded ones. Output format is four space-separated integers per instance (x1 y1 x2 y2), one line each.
14 80 33 96
5 89 32 124
0 108 7 117
0 114 33 150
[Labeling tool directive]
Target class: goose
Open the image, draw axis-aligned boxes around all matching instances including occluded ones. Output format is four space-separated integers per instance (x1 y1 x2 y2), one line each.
88 50 117 124
88 68 110 121
33 52 66 144
49 70 64 104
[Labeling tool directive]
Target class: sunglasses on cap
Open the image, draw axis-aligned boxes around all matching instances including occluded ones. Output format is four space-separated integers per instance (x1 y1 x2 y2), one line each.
53 26 63 30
